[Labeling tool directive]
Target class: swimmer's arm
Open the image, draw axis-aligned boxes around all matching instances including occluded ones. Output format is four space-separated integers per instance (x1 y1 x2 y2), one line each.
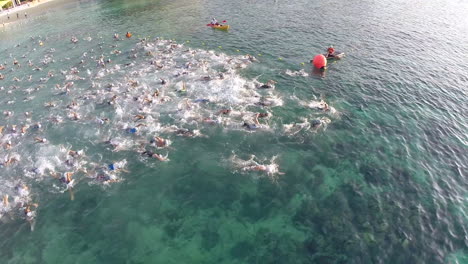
254 114 260 125
2 195 8 206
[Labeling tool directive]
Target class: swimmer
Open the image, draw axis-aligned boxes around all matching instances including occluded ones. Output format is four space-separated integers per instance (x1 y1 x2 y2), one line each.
242 164 281 174
2 195 9 207
258 80 277 89
128 79 139 87
64 82 74 89
254 112 269 125
243 122 258 131
245 54 257 62
51 172 75 200
198 116 217 125
44 101 57 108
126 32 132 38
31 123 42 130
142 150 169 162
134 114 146 120
114 33 119 40
4 156 19 166
310 117 331 131
96 117 110 125
24 203 38 217
232 154 284 180
68 112 81 121
152 89 160 97
34 137 47 143
49 115 64 124
311 119 321 128
68 150 84 158
66 101 78 109
255 96 283 107
176 129 195 137
218 109 231 115
150 136 169 148
15 184 30 198
94 172 121 185
4 140 12 150
308 99 329 111
70 36 78 43
127 127 138 134
24 203 39 231
107 160 128 172
108 95 118 105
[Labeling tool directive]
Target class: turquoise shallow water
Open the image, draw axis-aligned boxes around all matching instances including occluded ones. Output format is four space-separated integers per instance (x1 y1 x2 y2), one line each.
0 0 467 263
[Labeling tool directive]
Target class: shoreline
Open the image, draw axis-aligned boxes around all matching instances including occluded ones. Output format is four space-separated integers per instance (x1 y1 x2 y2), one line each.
0 0 58 27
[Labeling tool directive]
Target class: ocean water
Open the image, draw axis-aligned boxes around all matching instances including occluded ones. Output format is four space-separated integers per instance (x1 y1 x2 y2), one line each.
0 0 467 263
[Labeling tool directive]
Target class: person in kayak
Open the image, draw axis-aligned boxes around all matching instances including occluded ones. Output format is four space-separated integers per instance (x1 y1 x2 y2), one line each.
211 18 219 25
326 47 335 58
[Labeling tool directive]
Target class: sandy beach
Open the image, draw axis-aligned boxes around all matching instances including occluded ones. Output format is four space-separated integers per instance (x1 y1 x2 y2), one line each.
0 0 60 26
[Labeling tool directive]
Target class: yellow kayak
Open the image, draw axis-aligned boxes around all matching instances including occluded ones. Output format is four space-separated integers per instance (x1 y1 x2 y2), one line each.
211 24 230 30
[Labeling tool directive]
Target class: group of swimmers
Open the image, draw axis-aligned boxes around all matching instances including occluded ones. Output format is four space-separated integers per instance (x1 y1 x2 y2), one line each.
0 31 338 230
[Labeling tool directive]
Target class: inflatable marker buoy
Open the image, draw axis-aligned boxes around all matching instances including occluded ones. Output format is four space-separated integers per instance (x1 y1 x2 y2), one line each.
312 54 327 69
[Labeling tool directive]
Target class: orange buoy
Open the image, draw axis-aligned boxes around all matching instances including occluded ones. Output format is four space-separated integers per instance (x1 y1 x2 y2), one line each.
126 32 132 38
312 54 327 69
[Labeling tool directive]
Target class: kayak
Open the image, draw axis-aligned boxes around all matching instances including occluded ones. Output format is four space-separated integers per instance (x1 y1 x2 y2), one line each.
324 52 345 60
208 24 230 30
